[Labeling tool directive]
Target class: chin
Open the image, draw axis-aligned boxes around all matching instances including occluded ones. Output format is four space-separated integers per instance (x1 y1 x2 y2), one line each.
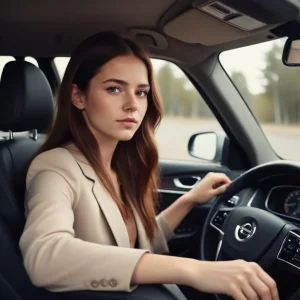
119 135 134 141
115 132 135 142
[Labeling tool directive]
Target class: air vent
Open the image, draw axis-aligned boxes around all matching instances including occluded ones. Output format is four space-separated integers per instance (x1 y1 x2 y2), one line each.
197 1 266 31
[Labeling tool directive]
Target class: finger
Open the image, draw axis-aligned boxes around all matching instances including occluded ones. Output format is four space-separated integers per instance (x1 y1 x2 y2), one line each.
220 176 232 184
257 269 279 300
212 179 230 188
249 275 272 300
212 177 231 189
214 183 230 194
241 282 259 300
227 284 247 300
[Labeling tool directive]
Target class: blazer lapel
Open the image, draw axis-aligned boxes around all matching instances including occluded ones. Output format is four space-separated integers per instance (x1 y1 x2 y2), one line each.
65 144 130 248
65 143 152 251
92 178 131 248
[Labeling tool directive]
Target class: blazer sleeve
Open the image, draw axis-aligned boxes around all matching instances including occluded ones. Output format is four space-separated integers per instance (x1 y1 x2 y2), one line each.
19 150 149 293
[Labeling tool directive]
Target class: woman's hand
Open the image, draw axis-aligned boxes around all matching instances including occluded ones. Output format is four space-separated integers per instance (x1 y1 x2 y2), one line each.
185 172 232 205
161 172 231 231
187 259 279 300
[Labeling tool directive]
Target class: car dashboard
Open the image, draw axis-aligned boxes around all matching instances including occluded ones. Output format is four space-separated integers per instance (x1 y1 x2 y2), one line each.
246 175 300 227
266 185 300 220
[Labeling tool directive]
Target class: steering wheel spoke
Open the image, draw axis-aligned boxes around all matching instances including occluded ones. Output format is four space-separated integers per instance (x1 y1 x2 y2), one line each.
210 208 232 234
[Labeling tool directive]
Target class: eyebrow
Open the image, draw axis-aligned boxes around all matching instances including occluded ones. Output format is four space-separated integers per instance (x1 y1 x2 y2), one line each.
102 78 150 88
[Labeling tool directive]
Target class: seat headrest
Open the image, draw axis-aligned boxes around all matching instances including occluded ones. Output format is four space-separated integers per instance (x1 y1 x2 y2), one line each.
0 61 54 132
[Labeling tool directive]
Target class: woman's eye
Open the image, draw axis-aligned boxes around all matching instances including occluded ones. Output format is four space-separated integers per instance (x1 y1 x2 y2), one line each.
137 90 148 97
107 86 121 93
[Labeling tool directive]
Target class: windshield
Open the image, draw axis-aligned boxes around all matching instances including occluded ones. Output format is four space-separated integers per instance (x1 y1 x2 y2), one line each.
220 37 300 161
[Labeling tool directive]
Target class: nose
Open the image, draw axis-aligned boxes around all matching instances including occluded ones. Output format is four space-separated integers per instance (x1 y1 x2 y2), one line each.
123 92 138 112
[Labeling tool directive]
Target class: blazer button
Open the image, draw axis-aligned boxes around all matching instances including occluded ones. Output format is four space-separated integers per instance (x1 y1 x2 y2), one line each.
108 279 118 287
91 280 99 288
99 279 108 287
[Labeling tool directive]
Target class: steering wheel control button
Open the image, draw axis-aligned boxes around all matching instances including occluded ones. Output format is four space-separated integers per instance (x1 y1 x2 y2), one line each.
278 232 300 267
235 222 256 242
227 195 239 207
211 210 231 233
287 243 296 250
293 251 300 262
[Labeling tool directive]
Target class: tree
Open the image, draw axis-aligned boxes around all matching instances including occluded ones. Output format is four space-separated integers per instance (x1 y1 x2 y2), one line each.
155 63 177 116
252 93 274 123
155 62 213 118
262 42 300 124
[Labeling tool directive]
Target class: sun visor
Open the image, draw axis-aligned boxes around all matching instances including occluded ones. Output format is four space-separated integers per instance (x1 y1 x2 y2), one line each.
163 8 271 46
163 0 299 46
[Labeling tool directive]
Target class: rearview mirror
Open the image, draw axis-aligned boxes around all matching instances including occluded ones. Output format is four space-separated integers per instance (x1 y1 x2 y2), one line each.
283 38 300 66
188 131 226 161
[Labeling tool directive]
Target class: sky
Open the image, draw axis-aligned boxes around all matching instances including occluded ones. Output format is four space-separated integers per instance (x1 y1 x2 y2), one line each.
220 40 274 94
0 37 286 96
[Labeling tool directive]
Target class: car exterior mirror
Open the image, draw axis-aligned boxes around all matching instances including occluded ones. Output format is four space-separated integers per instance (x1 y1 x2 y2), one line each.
283 38 300 66
188 131 226 161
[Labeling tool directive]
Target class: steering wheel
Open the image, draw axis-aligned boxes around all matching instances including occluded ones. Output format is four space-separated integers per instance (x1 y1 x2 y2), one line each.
200 161 300 300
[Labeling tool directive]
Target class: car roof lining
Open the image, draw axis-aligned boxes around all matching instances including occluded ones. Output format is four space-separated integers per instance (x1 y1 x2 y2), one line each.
0 0 298 67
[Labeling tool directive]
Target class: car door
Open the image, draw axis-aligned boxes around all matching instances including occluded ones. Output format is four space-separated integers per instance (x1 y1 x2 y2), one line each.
158 160 240 258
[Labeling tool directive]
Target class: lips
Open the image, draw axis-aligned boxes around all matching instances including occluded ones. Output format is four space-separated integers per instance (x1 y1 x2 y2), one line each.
117 118 137 123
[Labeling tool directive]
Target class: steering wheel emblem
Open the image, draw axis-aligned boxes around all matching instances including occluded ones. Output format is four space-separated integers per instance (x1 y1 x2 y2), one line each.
235 222 256 242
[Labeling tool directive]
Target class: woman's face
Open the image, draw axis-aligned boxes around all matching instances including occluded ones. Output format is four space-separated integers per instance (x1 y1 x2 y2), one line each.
72 55 149 143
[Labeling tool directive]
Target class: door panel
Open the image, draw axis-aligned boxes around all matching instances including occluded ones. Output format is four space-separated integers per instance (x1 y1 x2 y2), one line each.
158 159 242 258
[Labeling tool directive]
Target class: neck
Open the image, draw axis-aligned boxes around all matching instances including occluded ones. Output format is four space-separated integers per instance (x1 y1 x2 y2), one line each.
99 141 118 172
93 133 118 173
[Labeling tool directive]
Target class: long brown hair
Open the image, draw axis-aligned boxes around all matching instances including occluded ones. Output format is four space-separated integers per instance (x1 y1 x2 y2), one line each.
36 32 163 243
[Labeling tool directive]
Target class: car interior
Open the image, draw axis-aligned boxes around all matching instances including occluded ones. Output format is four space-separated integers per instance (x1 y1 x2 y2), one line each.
1 0 300 300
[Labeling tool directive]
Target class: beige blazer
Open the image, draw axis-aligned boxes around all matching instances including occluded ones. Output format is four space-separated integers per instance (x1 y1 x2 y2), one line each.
19 145 174 293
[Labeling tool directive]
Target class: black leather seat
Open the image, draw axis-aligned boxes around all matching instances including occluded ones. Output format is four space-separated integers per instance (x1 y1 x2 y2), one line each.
0 61 187 300
0 61 59 300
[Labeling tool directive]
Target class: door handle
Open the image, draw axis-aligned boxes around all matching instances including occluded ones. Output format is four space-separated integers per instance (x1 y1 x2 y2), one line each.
173 176 201 189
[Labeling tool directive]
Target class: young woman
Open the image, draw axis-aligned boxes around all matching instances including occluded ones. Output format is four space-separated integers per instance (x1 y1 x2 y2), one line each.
19 32 279 300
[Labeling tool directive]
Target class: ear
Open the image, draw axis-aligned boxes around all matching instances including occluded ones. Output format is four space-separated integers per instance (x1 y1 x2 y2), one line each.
71 84 86 110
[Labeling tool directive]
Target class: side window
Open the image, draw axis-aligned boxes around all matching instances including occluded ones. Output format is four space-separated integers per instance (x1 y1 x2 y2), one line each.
25 57 38 67
54 57 224 161
153 59 223 161
54 57 70 79
0 56 15 79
